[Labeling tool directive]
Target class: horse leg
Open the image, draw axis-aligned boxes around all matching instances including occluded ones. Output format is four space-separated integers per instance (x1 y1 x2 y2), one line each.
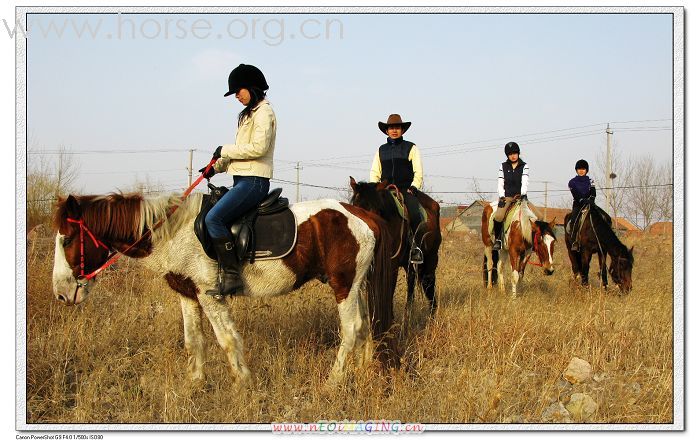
510 250 520 297
580 249 593 287
497 250 506 292
327 277 369 387
483 248 493 289
419 246 439 313
406 263 416 306
598 251 609 289
179 295 205 383
197 295 252 386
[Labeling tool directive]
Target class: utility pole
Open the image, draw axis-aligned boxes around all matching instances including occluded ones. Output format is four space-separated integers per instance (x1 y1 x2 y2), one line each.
187 149 194 187
544 181 548 220
605 123 613 214
295 161 303 203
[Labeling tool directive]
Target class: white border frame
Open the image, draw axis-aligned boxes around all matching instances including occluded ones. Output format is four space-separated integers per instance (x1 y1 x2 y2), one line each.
15 5 685 432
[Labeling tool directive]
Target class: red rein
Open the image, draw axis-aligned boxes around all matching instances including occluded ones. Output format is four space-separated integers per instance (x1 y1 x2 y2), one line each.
527 231 544 267
66 158 218 282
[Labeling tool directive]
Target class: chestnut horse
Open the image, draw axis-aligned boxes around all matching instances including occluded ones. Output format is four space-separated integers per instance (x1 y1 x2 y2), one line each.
51 191 399 387
349 178 442 314
564 204 634 292
481 200 557 296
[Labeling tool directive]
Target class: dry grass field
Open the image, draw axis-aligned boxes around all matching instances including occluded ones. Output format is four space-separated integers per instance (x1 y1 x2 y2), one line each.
25 228 674 425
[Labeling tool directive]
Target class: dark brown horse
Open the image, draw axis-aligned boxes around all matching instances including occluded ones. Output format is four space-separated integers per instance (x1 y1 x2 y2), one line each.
564 204 634 293
349 178 442 314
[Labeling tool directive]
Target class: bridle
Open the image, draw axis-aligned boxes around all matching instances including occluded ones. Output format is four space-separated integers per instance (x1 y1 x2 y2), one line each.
65 217 111 285
61 158 218 286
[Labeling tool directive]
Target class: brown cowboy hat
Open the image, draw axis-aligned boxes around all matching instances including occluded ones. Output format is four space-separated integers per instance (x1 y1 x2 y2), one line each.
378 114 411 135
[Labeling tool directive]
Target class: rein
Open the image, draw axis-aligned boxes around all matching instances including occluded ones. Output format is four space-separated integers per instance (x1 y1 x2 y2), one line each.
527 230 544 267
66 157 218 284
386 184 407 260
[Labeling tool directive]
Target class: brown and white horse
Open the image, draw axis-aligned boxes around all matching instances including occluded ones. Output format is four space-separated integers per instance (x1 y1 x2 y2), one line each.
481 201 557 296
51 191 398 387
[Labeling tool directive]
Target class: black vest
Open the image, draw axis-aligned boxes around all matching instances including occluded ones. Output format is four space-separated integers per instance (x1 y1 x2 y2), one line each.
502 159 527 198
378 138 415 190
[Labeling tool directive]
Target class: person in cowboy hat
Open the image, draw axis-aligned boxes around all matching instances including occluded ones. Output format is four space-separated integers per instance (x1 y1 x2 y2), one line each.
492 141 530 251
568 159 596 252
198 64 276 298
369 113 425 263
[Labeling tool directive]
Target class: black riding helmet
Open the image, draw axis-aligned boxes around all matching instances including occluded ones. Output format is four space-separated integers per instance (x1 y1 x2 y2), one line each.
224 64 269 97
575 159 589 173
504 141 520 156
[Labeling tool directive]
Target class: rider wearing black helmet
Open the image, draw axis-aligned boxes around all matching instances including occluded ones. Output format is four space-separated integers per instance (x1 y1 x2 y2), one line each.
492 142 529 250
568 159 596 252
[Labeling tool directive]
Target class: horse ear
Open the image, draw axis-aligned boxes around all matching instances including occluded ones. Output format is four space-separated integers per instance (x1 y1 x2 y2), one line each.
377 180 388 190
629 246 634 255
65 195 81 218
549 218 557 229
349 176 357 191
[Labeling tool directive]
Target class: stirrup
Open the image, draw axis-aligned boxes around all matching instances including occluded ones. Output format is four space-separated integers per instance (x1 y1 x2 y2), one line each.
492 239 502 251
410 246 424 264
571 242 580 252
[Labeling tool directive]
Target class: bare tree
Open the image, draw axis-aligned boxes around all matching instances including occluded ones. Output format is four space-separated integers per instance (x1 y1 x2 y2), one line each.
625 155 660 230
27 145 79 229
595 146 630 228
656 160 673 223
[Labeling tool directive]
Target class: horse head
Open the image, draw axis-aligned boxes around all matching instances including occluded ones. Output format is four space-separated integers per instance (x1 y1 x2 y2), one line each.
349 177 390 216
533 218 557 275
609 245 634 293
52 195 110 305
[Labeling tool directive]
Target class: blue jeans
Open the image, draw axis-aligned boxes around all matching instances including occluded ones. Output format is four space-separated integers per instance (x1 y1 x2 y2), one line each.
205 175 270 239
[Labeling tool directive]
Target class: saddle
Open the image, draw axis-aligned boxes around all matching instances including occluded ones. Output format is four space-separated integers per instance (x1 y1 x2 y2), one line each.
194 184 297 262
488 200 537 244
388 189 427 224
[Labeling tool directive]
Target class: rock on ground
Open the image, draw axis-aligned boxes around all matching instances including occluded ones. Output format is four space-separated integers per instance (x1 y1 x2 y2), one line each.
563 357 592 384
566 393 598 421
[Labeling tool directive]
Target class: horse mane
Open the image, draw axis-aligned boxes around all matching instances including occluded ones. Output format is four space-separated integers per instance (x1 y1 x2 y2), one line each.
534 220 556 239
353 181 402 221
589 207 633 262
519 202 533 244
53 191 203 244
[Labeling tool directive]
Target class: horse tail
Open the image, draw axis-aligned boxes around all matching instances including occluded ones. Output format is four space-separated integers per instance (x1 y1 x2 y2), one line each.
366 217 400 369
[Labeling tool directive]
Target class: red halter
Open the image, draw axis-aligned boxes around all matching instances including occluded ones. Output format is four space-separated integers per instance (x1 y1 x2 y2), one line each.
63 157 218 283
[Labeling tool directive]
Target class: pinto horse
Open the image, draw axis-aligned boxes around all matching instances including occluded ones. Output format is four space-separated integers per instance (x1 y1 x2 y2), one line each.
51 191 399 387
481 200 557 296
349 178 442 314
564 204 634 293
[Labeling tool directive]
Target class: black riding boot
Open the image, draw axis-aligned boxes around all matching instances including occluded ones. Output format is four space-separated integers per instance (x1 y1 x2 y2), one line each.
492 221 504 250
206 236 245 299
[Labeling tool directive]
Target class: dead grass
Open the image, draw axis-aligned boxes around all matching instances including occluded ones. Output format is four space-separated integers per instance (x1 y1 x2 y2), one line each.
24 231 674 424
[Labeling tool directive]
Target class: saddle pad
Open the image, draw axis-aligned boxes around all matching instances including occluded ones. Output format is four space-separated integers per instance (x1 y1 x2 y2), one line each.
250 208 297 260
488 201 538 245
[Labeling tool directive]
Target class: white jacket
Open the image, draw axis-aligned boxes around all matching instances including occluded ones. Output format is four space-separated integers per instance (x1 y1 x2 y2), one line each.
214 99 276 178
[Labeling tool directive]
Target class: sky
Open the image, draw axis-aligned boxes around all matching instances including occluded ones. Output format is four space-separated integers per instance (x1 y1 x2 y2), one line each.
26 12 673 207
